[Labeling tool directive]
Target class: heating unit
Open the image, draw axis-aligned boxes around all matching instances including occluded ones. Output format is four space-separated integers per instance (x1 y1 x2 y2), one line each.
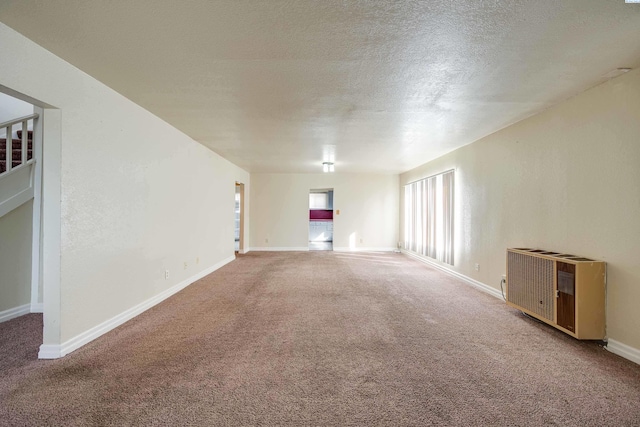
506 248 606 340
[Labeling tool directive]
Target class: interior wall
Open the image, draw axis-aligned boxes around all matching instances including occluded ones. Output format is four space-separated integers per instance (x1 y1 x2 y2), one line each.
400 68 640 351
0 200 32 312
0 23 250 348
251 173 398 250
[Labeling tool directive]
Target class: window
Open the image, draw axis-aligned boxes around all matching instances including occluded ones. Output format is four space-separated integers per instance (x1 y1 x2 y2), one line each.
404 170 454 265
309 192 329 209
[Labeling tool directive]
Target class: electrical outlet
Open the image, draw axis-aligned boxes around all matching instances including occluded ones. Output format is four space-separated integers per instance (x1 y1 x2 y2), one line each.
475 263 480 271
502 274 506 281
265 238 269 243
164 270 170 279
184 262 188 270
359 238 363 244
196 257 200 264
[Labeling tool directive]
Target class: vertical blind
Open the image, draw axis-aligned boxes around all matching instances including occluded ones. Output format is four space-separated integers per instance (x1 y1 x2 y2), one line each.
404 170 454 265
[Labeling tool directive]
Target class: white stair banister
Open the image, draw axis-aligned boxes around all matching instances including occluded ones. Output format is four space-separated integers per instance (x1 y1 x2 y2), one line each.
6 123 12 173
0 113 38 178
21 119 28 166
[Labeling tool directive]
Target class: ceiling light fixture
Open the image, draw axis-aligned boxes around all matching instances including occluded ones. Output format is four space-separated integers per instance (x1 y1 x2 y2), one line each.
322 162 335 173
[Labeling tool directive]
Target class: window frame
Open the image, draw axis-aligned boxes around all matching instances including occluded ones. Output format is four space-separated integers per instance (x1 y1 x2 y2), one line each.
404 169 454 265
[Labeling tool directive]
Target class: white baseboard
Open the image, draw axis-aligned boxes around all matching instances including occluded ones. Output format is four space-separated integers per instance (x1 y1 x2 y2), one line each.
239 248 250 254
607 339 640 366
30 302 43 313
37 344 61 359
402 250 503 300
250 247 310 252
0 303 30 323
401 251 640 366
333 247 396 252
250 247 396 252
38 255 236 359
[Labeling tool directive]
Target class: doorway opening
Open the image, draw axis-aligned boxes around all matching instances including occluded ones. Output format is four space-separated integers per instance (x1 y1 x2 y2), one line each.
0 92 40 318
309 189 333 251
235 182 245 253
0 87 51 358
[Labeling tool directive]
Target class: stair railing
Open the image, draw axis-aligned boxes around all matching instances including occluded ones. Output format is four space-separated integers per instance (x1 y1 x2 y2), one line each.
0 113 39 178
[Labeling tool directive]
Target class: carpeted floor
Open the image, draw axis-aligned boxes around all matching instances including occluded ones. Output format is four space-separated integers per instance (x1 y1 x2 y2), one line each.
1 251 639 426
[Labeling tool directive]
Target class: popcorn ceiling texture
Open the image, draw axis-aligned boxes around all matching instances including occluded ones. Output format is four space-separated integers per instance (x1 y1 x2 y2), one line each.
1 252 639 425
1 1 639 173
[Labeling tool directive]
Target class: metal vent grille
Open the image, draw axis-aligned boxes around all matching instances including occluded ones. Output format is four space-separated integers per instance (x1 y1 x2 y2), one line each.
507 251 554 321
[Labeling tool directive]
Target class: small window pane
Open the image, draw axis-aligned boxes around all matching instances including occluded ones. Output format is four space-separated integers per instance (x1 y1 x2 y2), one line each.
309 193 328 209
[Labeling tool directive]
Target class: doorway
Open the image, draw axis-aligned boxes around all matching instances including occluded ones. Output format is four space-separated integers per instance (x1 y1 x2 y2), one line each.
309 189 333 251
0 88 56 359
235 182 244 253
0 92 40 317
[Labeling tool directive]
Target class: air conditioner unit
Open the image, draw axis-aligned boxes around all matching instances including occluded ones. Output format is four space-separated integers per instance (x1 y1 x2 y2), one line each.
506 248 606 340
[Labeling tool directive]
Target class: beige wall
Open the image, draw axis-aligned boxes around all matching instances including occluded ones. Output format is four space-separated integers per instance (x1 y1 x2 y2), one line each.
251 173 398 251
0 200 32 312
400 68 640 351
1 22 250 350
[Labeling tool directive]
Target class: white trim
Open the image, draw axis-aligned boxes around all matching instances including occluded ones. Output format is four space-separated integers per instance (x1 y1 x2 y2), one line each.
30 109 43 310
0 159 35 181
239 248 250 254
37 344 60 359
38 255 235 359
333 247 396 252
0 182 34 218
0 303 30 323
249 247 396 253
402 249 503 300
30 302 43 313
607 339 640 366
0 113 39 129
250 247 310 252
40 108 62 355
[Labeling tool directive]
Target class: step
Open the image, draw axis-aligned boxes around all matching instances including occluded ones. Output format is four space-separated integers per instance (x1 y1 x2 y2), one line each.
0 138 33 150
16 130 33 140
0 149 33 161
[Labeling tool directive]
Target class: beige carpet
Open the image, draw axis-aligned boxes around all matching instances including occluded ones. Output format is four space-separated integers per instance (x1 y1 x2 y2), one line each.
1 251 639 426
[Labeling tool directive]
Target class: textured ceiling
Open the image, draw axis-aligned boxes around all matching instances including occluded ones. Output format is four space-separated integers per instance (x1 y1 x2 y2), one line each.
1 0 639 174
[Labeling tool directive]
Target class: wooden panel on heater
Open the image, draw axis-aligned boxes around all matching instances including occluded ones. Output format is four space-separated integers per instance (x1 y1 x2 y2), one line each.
556 262 575 333
574 262 606 339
